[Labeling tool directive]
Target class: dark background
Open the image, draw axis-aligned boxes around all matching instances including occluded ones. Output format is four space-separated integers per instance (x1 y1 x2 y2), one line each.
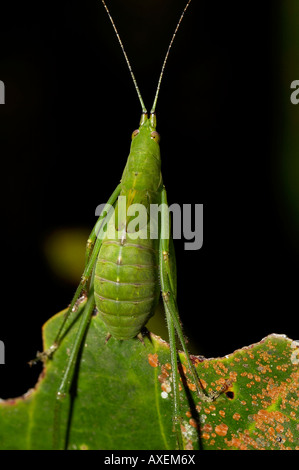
0 0 297 398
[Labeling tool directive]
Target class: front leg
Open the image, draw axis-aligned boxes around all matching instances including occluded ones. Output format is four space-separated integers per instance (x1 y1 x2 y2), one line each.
29 184 122 365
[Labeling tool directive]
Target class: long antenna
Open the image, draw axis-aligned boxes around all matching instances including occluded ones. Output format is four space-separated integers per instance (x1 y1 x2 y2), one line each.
151 0 192 114
101 0 192 116
101 0 147 114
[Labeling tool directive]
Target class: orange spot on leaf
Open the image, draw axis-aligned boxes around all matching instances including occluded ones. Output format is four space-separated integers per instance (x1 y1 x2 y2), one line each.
202 423 213 433
233 413 241 421
148 353 159 367
215 423 228 436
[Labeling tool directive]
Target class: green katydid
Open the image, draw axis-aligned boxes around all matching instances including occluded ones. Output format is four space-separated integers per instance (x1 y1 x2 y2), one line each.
32 0 220 450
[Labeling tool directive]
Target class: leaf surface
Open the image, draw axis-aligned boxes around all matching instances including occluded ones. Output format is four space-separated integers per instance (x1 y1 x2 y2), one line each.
0 303 298 450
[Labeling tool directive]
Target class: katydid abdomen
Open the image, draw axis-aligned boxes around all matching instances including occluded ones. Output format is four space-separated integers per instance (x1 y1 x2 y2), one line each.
94 235 160 339
94 115 163 339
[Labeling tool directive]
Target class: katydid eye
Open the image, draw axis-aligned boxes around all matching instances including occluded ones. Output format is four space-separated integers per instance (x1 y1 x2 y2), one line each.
151 131 160 143
131 129 139 139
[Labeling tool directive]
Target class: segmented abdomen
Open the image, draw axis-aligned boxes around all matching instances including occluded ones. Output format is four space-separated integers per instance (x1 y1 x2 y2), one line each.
94 235 160 339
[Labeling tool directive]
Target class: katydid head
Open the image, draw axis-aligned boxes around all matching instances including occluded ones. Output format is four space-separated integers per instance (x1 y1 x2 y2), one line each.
121 112 162 192
130 113 161 161
132 112 159 135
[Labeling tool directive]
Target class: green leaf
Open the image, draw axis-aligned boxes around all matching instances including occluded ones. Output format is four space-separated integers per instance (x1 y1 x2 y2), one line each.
0 300 298 450
189 334 299 450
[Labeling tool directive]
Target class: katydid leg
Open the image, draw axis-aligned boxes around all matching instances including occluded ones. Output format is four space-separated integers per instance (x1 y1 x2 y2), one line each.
85 183 121 266
53 290 96 450
157 196 183 448
159 238 183 449
31 185 121 364
53 184 122 346
159 187 214 403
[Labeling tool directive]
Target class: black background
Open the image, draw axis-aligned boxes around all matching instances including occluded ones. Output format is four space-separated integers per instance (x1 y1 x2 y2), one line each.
0 0 297 398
